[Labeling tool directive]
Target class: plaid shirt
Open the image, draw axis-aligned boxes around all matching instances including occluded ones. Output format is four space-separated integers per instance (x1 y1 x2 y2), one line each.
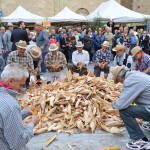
95 49 111 66
0 86 34 150
44 51 67 72
7 50 34 73
134 54 150 75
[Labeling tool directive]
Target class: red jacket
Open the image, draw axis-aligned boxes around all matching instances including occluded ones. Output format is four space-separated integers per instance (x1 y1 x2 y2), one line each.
49 38 57 46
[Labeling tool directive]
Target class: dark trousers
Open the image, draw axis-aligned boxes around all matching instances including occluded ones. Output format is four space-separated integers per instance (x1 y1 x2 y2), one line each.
41 52 48 73
94 65 110 77
62 50 69 63
33 61 40 80
119 106 150 140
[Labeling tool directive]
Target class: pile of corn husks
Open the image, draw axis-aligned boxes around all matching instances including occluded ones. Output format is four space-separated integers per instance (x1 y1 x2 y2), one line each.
18 71 124 135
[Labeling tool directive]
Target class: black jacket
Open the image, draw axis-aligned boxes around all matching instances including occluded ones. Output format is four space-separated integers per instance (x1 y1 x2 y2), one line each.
139 35 149 50
11 28 29 51
60 37 69 51
83 35 94 50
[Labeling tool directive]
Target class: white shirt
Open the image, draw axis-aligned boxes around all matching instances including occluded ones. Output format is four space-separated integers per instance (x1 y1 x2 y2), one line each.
72 50 90 66
114 52 132 70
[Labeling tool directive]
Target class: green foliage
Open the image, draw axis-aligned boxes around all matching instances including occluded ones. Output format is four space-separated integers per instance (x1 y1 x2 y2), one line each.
0 19 7 27
88 17 106 31
144 18 150 24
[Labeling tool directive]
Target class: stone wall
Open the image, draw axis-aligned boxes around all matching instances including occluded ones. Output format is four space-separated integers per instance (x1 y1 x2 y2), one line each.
133 0 150 15
0 0 120 17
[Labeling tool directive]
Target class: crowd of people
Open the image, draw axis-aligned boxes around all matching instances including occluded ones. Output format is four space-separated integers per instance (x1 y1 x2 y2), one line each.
1 21 150 149
1 21 150 82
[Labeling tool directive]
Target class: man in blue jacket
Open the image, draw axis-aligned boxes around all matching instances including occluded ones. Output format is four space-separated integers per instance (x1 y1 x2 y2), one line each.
34 22 49 73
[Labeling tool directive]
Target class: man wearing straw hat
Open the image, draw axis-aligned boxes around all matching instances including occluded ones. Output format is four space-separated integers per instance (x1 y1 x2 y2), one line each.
131 46 150 75
94 41 111 79
3 22 14 62
7 40 34 87
67 41 89 76
111 65 150 149
113 44 132 70
26 45 42 80
44 43 67 83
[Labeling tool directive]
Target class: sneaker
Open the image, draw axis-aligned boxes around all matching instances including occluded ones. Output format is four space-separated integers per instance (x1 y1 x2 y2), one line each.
142 122 150 131
126 139 150 150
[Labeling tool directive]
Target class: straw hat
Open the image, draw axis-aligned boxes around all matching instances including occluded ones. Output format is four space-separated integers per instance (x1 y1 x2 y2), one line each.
102 41 110 47
7 22 13 27
112 45 126 51
35 22 42 26
111 65 126 83
75 41 84 47
29 46 41 58
49 43 58 51
16 40 28 49
131 46 142 57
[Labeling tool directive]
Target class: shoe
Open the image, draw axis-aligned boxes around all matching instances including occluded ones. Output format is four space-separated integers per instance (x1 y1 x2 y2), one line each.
90 61 94 64
126 139 150 149
142 122 150 131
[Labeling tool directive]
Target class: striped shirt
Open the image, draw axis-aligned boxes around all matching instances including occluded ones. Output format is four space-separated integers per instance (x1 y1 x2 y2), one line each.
113 71 150 113
7 50 34 73
0 86 34 150
44 51 67 72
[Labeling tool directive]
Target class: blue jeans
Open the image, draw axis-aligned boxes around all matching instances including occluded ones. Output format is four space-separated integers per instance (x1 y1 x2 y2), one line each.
41 52 48 73
119 106 150 140
3 51 10 64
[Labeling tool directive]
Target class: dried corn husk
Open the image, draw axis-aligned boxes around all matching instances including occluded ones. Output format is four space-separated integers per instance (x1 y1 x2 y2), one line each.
45 135 56 147
18 71 125 134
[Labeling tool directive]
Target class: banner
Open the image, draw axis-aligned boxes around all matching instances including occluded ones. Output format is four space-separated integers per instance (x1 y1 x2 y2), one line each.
43 21 51 27
0 11 3 17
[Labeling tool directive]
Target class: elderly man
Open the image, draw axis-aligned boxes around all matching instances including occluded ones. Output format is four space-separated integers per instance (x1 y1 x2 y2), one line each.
113 45 132 70
7 40 34 87
111 65 150 149
0 63 40 149
3 22 14 62
129 30 139 55
131 46 150 75
104 27 113 52
94 41 111 79
34 22 49 73
0 26 5 35
67 41 89 76
11 21 29 51
44 43 67 83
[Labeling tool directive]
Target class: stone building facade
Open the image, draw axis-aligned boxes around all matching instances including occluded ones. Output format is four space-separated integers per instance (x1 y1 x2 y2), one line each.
0 0 149 17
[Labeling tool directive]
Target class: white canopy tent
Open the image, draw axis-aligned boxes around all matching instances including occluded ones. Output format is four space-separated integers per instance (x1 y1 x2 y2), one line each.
87 0 150 23
1 5 45 22
48 7 87 22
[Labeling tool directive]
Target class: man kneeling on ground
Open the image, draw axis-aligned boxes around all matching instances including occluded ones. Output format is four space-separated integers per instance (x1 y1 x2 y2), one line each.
94 41 111 79
111 65 150 150
67 41 89 75
44 43 67 83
